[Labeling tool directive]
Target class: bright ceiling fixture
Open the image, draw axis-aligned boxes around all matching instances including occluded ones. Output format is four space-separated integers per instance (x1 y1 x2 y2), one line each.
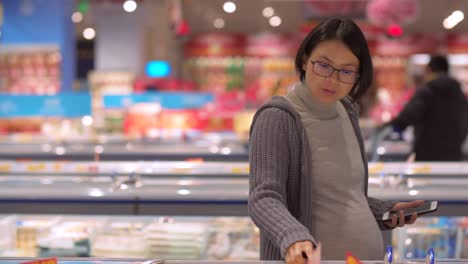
269 16 282 27
83 27 96 40
263 7 274 18
223 1 236 13
443 10 464 29
213 18 225 29
71 12 83 23
123 0 138 13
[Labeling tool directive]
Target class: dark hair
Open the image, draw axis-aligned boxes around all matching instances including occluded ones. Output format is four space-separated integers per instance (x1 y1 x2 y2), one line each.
295 18 373 101
428 55 449 74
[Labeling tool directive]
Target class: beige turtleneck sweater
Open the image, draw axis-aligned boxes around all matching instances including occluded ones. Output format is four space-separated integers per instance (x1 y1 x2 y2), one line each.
286 83 383 260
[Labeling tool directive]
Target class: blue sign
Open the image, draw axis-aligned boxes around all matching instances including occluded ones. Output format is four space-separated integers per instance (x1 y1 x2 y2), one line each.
146 61 171 78
103 92 214 110
0 93 91 118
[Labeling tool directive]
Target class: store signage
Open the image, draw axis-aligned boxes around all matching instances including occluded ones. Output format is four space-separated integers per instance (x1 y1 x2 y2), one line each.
0 93 91 118
103 92 214 110
146 61 172 78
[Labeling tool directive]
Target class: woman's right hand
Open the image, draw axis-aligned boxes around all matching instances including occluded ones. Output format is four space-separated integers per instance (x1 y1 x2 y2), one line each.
285 240 321 264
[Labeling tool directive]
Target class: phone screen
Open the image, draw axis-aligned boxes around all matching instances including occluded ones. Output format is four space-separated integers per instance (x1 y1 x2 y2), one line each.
383 201 438 221
396 202 435 216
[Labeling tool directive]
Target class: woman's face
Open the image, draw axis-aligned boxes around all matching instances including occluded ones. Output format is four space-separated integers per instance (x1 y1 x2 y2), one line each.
303 39 360 104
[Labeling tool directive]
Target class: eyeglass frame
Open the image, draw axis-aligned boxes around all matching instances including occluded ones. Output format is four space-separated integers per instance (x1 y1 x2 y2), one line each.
310 60 360 84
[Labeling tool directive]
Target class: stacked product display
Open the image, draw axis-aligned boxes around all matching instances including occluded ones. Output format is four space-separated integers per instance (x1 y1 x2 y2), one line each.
183 32 299 108
0 46 61 94
184 57 296 104
0 215 259 260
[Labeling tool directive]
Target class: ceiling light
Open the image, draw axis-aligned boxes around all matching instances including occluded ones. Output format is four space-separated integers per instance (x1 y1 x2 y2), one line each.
213 18 225 29
263 7 274 18
269 16 282 27
71 12 83 23
83 28 96 40
223 1 236 13
443 10 464 29
123 0 137 13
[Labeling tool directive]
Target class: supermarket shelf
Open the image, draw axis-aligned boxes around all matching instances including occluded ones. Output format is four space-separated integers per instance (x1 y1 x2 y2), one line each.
2 160 468 177
2 160 468 215
0 143 249 162
0 139 467 161
366 140 468 161
0 160 250 176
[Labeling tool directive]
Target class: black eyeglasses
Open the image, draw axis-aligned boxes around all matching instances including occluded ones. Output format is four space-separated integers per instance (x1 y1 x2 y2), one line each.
310 60 359 84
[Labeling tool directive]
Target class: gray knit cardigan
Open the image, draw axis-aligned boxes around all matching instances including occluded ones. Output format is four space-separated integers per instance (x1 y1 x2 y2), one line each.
248 96 396 260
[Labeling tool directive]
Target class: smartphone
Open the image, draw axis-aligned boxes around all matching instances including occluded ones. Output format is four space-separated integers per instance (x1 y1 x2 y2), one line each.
382 201 438 222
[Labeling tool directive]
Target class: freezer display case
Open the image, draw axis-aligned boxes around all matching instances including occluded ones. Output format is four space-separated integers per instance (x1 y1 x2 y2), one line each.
1 160 468 259
1 132 467 162
0 257 467 264
1 160 468 214
0 258 167 264
0 215 259 260
0 134 248 161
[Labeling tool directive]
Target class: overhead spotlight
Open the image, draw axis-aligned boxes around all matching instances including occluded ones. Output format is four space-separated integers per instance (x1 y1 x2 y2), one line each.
443 10 464 29
269 16 282 27
263 7 274 18
223 1 236 13
83 27 96 40
213 18 225 29
71 12 83 23
123 0 137 13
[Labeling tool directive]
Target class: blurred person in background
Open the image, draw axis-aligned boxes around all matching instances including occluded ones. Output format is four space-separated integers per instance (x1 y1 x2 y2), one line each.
248 18 424 264
388 55 468 161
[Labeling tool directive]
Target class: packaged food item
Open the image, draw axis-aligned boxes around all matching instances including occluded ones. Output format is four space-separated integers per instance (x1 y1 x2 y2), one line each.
91 220 148 258
206 218 259 260
144 221 208 259
37 219 105 257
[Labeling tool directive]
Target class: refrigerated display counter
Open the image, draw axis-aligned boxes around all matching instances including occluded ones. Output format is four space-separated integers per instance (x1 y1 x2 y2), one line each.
0 140 248 161
2 161 468 260
1 135 467 161
1 161 468 216
0 215 260 260
0 258 164 264
366 140 468 162
0 258 467 264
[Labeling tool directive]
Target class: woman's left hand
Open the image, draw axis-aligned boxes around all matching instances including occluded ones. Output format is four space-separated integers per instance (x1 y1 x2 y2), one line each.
384 200 425 228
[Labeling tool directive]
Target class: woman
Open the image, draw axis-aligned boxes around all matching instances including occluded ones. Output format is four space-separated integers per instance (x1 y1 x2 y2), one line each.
248 18 423 263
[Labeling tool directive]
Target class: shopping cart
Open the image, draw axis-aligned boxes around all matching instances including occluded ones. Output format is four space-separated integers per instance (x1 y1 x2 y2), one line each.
368 125 394 162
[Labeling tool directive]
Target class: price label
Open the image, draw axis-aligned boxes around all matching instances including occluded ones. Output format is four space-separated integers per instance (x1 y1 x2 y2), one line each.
21 258 58 264
0 163 12 173
15 134 34 143
369 163 385 174
171 168 192 174
53 163 63 172
231 166 249 174
412 165 432 174
26 163 46 172
75 165 88 173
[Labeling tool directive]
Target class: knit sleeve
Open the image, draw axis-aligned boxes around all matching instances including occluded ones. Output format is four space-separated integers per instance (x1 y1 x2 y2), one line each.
248 107 316 258
367 196 398 230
